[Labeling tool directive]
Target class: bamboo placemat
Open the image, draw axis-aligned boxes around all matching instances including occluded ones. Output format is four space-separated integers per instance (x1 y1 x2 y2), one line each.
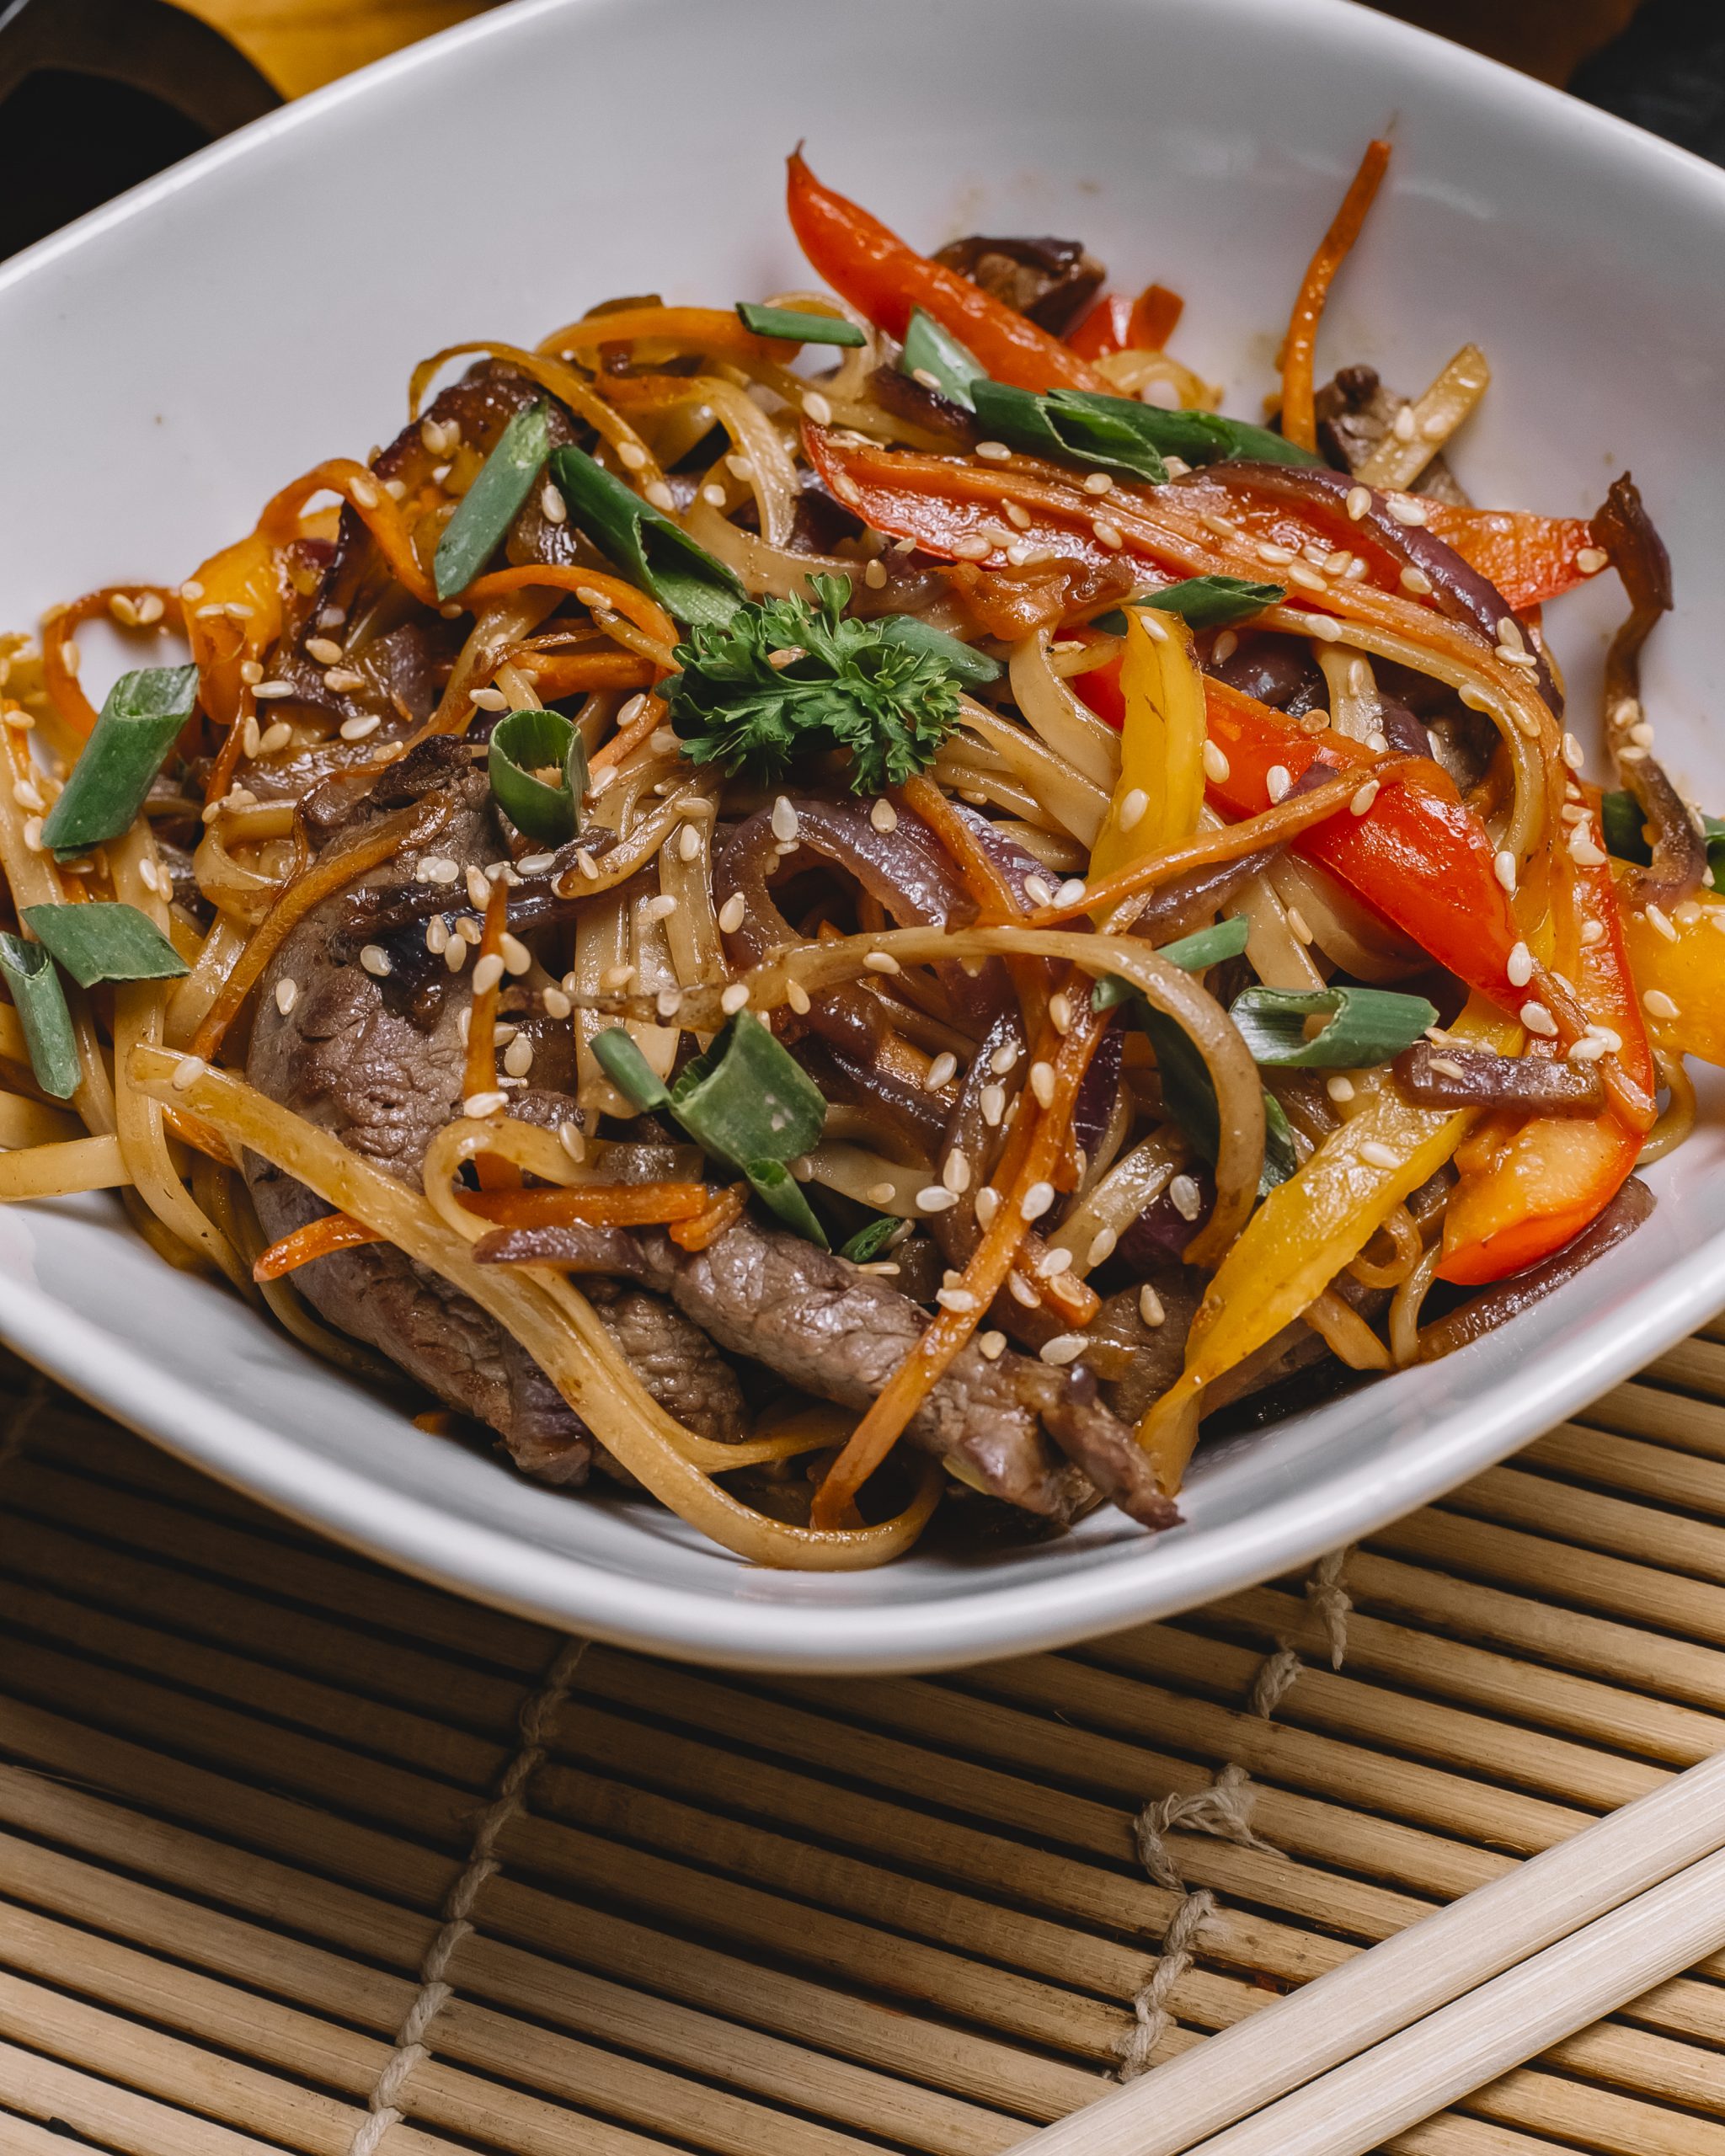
0 1318 1722 2153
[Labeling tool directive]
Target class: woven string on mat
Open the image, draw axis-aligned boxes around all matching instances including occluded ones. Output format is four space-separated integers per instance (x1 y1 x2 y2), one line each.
1119 1547 1354 2078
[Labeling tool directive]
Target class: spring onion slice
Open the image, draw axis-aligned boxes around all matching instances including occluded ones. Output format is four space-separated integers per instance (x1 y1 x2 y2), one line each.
594 1011 830 1244
969 380 1168 483
489 707 589 844
22 901 189 988
839 1215 902 1264
736 302 866 347
1093 577 1287 634
434 404 552 600
1230 984 1439 1068
1054 392 1324 469
40 664 197 856
0 933 79 1098
550 446 745 629
899 307 985 411
1092 915 1249 1007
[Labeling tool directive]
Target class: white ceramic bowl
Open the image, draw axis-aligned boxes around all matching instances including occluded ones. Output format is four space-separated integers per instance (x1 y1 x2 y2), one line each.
1 0 1720 1671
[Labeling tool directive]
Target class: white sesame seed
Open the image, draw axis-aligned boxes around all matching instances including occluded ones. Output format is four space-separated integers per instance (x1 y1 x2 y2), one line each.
1169 1173 1203 1221
540 482 568 526
644 480 677 513
1019 1181 1055 1223
937 1287 979 1313
1028 1060 1055 1109
1306 616 1343 642
1266 765 1292 803
179 579 205 601
863 951 900 974
499 933 531 976
9 779 41 813
969 1187 999 1231
1576 547 1609 575
275 978 299 1016
1023 875 1055 910
304 636 344 666
471 953 505 995
870 798 898 835
911 367 942 392
1359 1139 1399 1169
1505 941 1533 989
1054 878 1087 910
976 1083 1005 1129
991 1043 1020 1076
424 857 460 886
786 979 812 1015
1092 520 1124 552
1284 905 1313 945
863 1180 898 1208
463 1089 508 1119
1257 542 1296 566
978 1330 1007 1360
349 475 380 510
21 818 42 852
1385 494 1428 526
1644 903 1678 943
1286 563 1327 594
1117 787 1149 833
1644 988 1680 1021
1561 732 1586 772
1049 993 1074 1037
502 1035 534 1078
616 439 649 472
1520 1001 1558 1037
1392 404 1418 443
974 440 1012 462
863 558 888 589
1568 827 1607 869
1139 1283 1166 1328
950 535 994 562
802 391 834 426
444 937 468 973
718 981 750 1016
1493 851 1518 894
1039 1334 1087 1366
600 963 637 992
1083 472 1114 496
1326 1074 1355 1103
456 917 483 945
1200 741 1231 786
1400 567 1434 596
337 713 381 744
170 1054 207 1092
642 892 678 923
655 989 683 1019
1037 1246 1074 1280
1349 779 1380 817
252 679 293 701
715 892 748 937
941 1148 972 1196
770 796 799 844
916 1185 959 1214
240 716 263 760
1567 1036 1606 1062
357 943 391 979
469 686 510 713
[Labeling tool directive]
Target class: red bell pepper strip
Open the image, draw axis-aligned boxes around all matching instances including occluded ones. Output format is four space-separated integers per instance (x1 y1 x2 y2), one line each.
1201 678 1526 1017
1068 283 1185 360
1423 504 1602 613
785 152 1107 393
1438 800 1653 1284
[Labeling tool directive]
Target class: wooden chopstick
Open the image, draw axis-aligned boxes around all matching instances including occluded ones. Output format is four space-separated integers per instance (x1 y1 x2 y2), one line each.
1175 1843 1725 2156
1014 1744 1725 2154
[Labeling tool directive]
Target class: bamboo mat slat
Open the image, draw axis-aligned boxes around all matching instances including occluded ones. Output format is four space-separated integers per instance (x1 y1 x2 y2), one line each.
2 1334 1724 2154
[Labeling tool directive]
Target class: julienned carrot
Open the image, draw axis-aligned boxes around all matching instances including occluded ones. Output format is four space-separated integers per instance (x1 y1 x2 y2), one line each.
253 1213 382 1280
669 1181 748 1251
1279 138 1391 454
785 151 1107 393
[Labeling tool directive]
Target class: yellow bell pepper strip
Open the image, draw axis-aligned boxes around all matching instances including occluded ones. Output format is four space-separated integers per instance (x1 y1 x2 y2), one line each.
1140 1000 1517 1492
1439 798 1656 1285
1088 608 1205 892
785 152 1106 393
181 531 286 801
1618 884 1725 1066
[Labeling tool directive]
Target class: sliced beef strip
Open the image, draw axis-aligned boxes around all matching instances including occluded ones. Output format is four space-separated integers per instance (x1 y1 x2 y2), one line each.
474 1212 1178 1530
933 234 1106 335
244 738 743 1478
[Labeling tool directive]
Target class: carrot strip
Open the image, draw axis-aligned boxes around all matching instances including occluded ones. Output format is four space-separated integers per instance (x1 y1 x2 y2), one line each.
462 563 678 665
256 459 438 608
40 586 184 738
669 1182 749 1249
253 1213 382 1280
1279 139 1392 454
590 691 667 776
515 649 656 699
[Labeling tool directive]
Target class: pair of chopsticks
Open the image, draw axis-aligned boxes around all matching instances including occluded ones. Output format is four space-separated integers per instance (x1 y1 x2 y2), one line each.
1017 1745 1725 2156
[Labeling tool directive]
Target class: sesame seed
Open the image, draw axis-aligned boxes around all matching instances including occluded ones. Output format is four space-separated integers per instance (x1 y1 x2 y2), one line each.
1567 1036 1606 1062
1139 1283 1166 1328
976 1083 1005 1129
1092 520 1124 552
802 391 834 426
9 779 41 813
1286 563 1327 593
923 1052 959 1092
1576 547 1608 575
1055 878 1087 909
1007 1271 1039 1307
1674 900 1704 926
978 1330 1008 1360
1049 993 1073 1036
639 893 677 926
1083 1226 1117 1269
1587 1023 1622 1050
786 979 812 1015
471 953 505 995
1493 851 1518 894
240 716 263 760
275 978 299 1016
349 475 380 509
1039 1334 1087 1366
863 558 888 589
911 367 942 391
1109 787 1150 837
1504 941 1533 989
1266 765 1292 803
540 482 568 526
863 950 900 974
916 1185 959 1214
334 713 380 744
252 680 293 701
1200 741 1231 785
937 1287 979 1313
1520 1001 1558 1037
644 480 676 513
1306 616 1343 641
941 1148 972 1196
444 937 468 972
456 917 483 946
254 721 291 755
616 439 649 472
1645 903 1678 942
1326 1074 1355 1103
502 1035 533 1079
1568 827 1607 869
713 981 749 1017
1169 1173 1203 1221
991 1043 1021 1076
463 1089 508 1119
862 799 898 840
358 943 392 979
1619 744 1648 763
1645 988 1680 1021
1349 779 1380 817
1083 472 1114 496
864 1180 898 1208
1386 494 1429 526
469 686 510 714
499 933 531 976
968 1187 998 1232
1400 566 1434 596
950 535 994 561
21 818 42 852
1287 905 1314 944
1036 1246 1074 1280
170 1054 207 1092
709 892 746 940
180 579 205 601
1028 1060 1055 1109
304 636 344 666
1392 404 1418 442
1359 1140 1399 1169
770 796 799 844
598 963 636 995
655 989 683 1019
975 440 1012 462
1019 1181 1055 1223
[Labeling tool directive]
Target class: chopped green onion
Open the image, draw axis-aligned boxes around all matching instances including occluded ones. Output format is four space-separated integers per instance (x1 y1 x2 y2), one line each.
1092 916 1249 1009
488 707 588 845
737 302 865 347
1055 394 1323 470
593 1010 830 1245
873 614 1001 688
899 308 985 411
1093 576 1287 637
40 664 197 857
1229 985 1439 1068
969 381 1168 483
1601 788 1725 880
591 1027 672 1113
434 404 552 601
549 446 745 629
0 933 80 1098
839 1214 903 1264
21 902 188 988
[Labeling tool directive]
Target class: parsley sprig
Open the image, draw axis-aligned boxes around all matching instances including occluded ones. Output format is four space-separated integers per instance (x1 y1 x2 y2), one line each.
665 575 964 794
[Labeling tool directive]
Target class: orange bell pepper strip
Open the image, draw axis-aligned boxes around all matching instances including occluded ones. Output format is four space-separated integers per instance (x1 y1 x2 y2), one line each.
1201 678 1526 1016
785 151 1106 392
1068 283 1184 360
1619 883 1725 1067
1439 798 1654 1285
1423 504 1603 613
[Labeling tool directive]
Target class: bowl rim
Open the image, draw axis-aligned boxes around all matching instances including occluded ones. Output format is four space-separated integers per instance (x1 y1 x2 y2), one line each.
3 0 1723 1672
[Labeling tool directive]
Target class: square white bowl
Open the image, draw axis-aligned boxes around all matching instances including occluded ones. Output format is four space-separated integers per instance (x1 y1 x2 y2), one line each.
1 0 1719 1671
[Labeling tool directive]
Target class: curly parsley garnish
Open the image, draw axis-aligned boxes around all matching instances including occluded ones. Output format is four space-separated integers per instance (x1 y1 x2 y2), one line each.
665 575 979 794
